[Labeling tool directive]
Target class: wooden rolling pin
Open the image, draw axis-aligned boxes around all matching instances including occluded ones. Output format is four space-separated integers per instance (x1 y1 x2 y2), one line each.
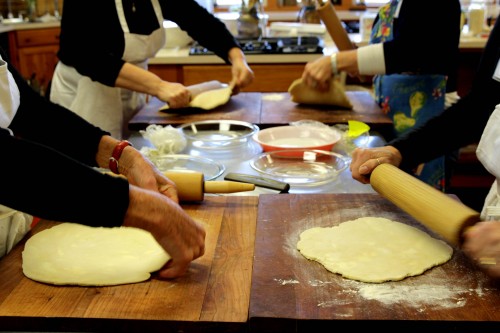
370 164 480 247
164 171 255 202
315 0 355 51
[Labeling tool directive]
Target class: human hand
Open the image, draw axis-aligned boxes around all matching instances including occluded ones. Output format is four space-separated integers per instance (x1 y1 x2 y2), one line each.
462 222 500 279
125 186 206 278
117 146 179 203
350 146 403 184
301 55 333 92
228 48 254 94
157 81 191 108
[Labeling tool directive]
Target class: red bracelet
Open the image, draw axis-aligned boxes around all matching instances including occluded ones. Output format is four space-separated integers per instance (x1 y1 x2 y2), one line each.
109 140 132 174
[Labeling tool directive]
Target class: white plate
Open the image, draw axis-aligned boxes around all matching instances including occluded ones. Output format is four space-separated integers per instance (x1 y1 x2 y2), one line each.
250 149 349 186
149 154 225 180
178 120 259 150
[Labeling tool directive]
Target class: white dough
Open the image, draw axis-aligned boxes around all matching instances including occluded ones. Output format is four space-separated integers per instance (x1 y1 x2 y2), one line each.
22 223 170 286
159 86 232 111
297 217 453 283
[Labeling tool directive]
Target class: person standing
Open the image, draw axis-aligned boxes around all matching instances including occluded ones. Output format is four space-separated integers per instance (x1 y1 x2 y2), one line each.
349 17 500 279
50 0 254 139
301 0 461 191
1 46 205 277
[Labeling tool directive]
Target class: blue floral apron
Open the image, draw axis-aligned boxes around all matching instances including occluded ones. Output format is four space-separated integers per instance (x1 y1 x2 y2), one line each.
371 0 448 191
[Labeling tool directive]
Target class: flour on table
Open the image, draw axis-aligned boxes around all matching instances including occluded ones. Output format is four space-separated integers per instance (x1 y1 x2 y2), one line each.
297 217 453 283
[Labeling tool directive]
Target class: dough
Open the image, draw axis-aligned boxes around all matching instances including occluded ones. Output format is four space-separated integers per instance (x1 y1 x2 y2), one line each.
288 77 353 109
297 217 453 283
159 86 232 111
22 223 170 286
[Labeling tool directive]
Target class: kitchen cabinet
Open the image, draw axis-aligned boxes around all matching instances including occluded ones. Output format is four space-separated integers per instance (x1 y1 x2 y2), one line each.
149 63 307 92
8 26 61 96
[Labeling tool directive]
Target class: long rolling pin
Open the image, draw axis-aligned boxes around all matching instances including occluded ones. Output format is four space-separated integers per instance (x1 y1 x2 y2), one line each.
164 171 255 202
159 80 228 110
370 164 480 247
315 0 356 51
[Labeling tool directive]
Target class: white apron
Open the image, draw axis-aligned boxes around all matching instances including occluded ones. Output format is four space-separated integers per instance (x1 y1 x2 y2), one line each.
476 104 500 220
50 0 166 139
0 56 33 258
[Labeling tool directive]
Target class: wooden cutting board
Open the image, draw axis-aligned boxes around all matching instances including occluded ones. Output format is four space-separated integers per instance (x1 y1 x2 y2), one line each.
128 93 262 131
249 193 500 332
0 196 258 332
260 91 392 135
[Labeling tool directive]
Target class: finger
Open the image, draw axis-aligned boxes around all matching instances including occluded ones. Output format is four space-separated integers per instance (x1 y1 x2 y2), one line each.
157 260 190 279
158 183 179 203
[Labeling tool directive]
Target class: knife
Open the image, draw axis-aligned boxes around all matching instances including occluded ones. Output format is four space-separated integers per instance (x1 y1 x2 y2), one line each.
224 173 290 193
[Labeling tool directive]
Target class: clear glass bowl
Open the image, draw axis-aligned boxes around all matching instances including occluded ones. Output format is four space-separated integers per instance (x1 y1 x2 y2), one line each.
250 149 348 186
178 120 259 150
150 154 225 180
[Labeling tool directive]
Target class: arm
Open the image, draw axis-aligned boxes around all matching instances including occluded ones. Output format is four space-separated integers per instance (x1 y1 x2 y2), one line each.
302 0 461 90
350 17 500 183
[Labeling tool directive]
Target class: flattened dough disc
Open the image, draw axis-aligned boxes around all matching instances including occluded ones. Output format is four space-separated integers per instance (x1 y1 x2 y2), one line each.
297 217 453 283
22 223 170 286
288 77 353 109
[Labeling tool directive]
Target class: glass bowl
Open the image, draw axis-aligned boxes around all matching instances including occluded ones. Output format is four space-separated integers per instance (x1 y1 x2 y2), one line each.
250 149 349 186
178 120 259 150
150 154 225 180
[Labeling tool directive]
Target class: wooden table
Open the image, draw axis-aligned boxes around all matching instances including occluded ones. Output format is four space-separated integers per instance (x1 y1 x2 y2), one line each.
128 91 393 138
0 196 258 332
250 193 500 332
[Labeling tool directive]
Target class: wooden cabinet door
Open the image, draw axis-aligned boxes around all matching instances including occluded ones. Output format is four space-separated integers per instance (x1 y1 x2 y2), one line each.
183 64 305 92
17 44 59 95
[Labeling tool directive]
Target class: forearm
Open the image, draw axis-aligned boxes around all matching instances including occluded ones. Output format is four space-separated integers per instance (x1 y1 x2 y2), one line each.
114 63 164 97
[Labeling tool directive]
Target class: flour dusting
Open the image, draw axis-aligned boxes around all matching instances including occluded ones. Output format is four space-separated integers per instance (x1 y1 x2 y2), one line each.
274 278 299 285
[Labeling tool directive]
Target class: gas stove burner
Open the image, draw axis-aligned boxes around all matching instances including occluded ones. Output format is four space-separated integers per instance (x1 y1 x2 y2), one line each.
190 37 323 55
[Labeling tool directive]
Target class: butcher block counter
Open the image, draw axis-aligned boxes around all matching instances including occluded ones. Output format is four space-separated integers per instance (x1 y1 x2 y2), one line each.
250 193 500 332
128 90 393 138
0 196 258 332
1 193 500 332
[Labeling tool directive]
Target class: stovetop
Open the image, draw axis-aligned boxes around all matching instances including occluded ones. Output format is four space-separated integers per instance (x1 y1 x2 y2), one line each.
189 36 324 55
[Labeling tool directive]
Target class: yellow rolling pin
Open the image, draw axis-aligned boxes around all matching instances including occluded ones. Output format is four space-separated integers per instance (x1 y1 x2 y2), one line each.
164 171 255 202
370 164 480 247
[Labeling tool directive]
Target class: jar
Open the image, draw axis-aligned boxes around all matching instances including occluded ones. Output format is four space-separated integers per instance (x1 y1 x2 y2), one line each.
468 0 487 36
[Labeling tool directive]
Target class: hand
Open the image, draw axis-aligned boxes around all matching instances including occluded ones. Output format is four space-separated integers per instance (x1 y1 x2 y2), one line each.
350 146 403 184
463 222 500 279
301 55 333 91
125 186 206 278
157 81 191 108
228 48 254 93
117 146 179 203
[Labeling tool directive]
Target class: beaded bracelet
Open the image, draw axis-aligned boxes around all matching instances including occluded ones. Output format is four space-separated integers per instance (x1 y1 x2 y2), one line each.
109 140 132 174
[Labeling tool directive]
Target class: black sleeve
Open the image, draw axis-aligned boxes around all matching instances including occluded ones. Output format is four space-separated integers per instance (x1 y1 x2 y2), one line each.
381 0 461 91
2 49 130 227
389 17 500 171
57 0 126 86
162 0 241 63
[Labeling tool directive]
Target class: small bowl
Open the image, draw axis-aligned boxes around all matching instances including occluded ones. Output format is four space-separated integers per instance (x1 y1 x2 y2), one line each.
252 125 341 153
178 120 259 150
250 149 349 186
149 154 225 180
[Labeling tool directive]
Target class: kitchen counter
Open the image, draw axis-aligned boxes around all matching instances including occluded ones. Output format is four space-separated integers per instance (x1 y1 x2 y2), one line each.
128 90 393 138
2 193 500 332
0 196 259 332
151 32 488 65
